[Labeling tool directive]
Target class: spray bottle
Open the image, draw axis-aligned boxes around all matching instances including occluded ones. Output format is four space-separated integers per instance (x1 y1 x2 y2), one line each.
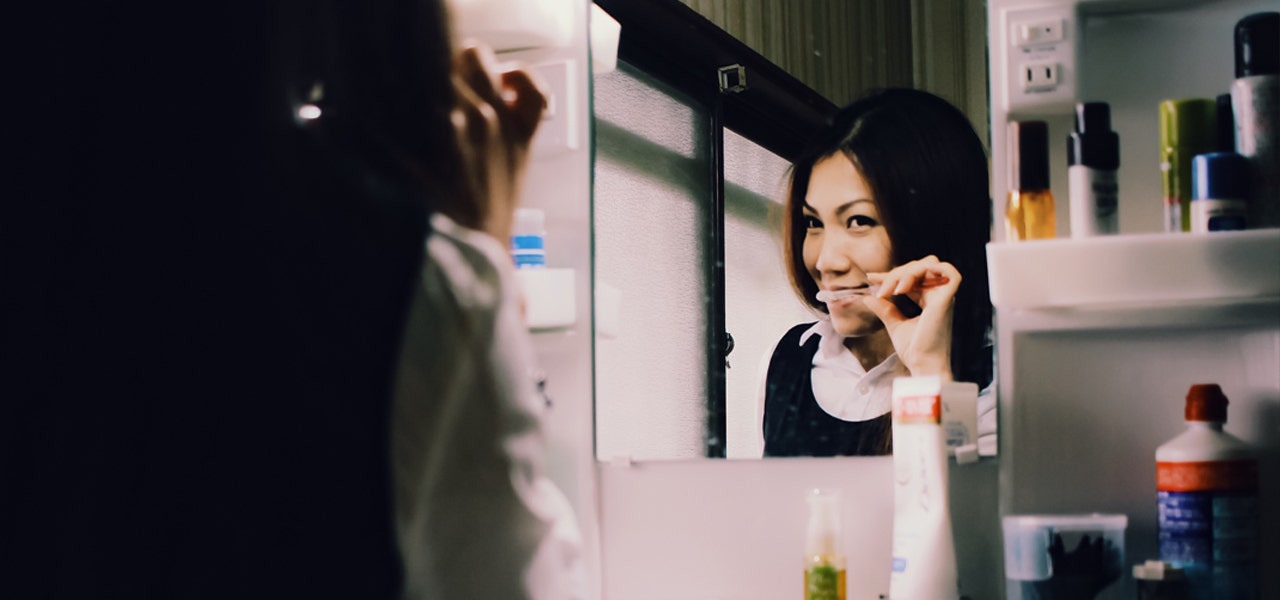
1006 121 1056 241
1156 384 1258 599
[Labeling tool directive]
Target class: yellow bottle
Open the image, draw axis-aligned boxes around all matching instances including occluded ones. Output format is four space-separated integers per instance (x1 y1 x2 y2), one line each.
1006 120 1056 240
804 489 846 600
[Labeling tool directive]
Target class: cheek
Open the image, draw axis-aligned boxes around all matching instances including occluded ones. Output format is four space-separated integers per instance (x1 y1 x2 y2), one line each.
801 236 820 276
852 232 893 272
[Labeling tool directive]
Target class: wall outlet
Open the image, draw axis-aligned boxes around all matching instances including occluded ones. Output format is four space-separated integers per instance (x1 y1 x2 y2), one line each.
1021 62 1059 91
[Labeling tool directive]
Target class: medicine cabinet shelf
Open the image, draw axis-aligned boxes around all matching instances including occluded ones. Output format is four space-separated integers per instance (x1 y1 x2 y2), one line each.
987 229 1280 332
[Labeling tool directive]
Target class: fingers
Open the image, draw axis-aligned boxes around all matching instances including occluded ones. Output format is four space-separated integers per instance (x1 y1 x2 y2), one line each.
500 68 547 141
862 295 907 333
454 44 547 146
868 255 961 300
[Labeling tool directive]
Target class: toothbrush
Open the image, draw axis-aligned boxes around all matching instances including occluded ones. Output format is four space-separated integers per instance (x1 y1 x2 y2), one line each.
816 276 951 303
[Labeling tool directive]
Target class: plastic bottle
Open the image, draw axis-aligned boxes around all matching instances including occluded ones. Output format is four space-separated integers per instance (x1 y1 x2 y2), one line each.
1159 99 1218 232
1156 384 1258 599
1067 102 1120 237
511 208 547 269
1190 152 1250 232
1006 121 1056 241
1231 12 1279 230
804 489 846 600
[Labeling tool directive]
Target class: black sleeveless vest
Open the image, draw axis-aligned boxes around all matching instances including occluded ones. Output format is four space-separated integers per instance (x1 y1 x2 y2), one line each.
762 323 892 457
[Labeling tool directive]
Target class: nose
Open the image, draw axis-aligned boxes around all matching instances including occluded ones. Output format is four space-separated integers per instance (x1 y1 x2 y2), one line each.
813 231 852 277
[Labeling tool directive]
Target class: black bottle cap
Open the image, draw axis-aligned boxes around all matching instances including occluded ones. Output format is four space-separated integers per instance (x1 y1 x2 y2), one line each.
1067 102 1120 170
1010 120 1050 190
1216 93 1235 152
1235 12 1279 78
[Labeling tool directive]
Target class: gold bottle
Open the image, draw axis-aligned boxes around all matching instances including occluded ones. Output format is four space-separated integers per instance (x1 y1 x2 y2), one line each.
1006 120 1056 240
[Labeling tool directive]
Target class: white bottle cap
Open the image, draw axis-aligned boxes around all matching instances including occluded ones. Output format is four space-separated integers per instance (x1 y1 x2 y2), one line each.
514 208 546 236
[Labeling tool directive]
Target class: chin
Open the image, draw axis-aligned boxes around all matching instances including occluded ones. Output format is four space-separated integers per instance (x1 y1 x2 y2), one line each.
827 304 883 338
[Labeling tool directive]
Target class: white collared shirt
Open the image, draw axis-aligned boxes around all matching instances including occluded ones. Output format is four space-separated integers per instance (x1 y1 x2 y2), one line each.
750 319 900 456
750 319 998 457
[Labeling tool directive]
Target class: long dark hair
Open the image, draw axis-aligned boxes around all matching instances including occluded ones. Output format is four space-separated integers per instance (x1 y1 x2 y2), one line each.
784 88 993 389
4 1 461 595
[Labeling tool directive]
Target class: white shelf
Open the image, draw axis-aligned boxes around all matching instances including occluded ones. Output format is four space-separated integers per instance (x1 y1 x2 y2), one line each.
987 230 1280 310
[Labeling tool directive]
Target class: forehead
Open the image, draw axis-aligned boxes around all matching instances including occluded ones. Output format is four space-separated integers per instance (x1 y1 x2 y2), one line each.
803 153 877 214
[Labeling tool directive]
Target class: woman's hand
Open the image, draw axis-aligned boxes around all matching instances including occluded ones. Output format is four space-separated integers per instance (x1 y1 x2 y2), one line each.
862 255 960 379
451 44 547 242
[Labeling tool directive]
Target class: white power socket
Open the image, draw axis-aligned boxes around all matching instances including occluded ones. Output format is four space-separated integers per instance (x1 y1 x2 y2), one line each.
1021 62 1059 91
1001 5 1076 115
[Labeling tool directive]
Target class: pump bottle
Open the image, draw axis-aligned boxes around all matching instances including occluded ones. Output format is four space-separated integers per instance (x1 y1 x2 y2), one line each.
1067 102 1120 237
1156 384 1258 599
1231 12 1279 229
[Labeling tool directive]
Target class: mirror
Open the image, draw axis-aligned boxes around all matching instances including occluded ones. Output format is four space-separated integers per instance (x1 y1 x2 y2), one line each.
592 0 994 462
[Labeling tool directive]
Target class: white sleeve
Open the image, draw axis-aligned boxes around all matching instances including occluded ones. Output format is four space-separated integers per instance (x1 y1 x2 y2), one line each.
391 214 586 600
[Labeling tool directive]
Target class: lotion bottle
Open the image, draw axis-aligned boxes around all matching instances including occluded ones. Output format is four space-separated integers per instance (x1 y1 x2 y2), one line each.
1156 384 1258 599
804 489 846 600
1006 121 1055 241
1231 12 1279 229
888 376 960 600
1067 102 1120 237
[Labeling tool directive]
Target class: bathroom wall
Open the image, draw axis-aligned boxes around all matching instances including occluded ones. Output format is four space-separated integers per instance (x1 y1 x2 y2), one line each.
500 0 602 595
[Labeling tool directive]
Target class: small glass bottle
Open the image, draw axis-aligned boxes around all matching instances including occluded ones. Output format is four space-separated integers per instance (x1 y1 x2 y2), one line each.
1006 120 1056 240
804 489 845 600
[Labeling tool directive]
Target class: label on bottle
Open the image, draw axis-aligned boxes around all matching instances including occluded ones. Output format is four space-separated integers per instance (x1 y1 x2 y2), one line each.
805 565 843 600
1068 166 1118 237
1162 196 1182 233
1190 198 1247 232
1233 76 1280 228
511 234 546 268
1157 460 1258 599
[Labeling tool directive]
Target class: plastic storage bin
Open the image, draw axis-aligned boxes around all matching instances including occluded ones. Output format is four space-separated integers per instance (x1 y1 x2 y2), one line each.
1002 514 1128 600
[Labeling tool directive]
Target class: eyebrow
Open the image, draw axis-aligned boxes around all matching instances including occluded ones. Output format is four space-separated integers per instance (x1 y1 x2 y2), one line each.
801 198 875 215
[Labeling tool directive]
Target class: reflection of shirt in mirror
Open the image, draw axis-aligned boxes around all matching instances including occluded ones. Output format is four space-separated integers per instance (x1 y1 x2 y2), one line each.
752 319 902 457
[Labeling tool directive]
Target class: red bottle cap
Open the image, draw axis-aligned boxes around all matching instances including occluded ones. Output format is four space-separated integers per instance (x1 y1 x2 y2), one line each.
1185 384 1229 422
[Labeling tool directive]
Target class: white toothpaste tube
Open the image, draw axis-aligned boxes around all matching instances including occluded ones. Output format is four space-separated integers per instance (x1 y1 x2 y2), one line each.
888 376 960 600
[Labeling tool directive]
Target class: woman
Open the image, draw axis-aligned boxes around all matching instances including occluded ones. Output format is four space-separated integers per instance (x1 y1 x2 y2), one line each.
3 0 580 597
757 88 993 457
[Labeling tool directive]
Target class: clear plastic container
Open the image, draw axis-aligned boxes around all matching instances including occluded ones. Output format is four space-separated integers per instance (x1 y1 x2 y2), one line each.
1002 513 1127 600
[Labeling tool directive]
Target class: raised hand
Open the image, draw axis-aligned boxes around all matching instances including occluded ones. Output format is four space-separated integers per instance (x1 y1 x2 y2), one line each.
450 44 547 242
862 255 960 379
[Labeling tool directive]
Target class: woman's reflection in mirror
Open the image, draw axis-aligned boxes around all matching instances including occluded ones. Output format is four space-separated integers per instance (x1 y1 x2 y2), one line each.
755 88 994 457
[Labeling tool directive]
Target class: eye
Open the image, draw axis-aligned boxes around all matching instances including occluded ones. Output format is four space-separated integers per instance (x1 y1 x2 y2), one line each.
803 215 823 230
847 215 879 230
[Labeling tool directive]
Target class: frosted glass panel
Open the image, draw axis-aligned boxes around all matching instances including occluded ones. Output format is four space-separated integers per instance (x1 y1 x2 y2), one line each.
593 63 711 461
722 130 813 459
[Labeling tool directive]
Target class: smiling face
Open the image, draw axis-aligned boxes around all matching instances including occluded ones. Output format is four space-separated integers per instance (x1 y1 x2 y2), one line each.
802 153 894 338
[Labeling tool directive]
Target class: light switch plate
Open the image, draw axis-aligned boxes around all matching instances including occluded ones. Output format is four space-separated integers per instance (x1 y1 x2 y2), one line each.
530 59 577 157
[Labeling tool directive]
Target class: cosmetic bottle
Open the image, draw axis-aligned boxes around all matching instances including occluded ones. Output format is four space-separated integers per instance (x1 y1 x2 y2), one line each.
888 376 959 600
1231 12 1279 229
1156 384 1258 599
1006 121 1055 241
804 489 845 600
511 208 547 269
1067 102 1120 237
1190 152 1250 232
1160 99 1218 233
